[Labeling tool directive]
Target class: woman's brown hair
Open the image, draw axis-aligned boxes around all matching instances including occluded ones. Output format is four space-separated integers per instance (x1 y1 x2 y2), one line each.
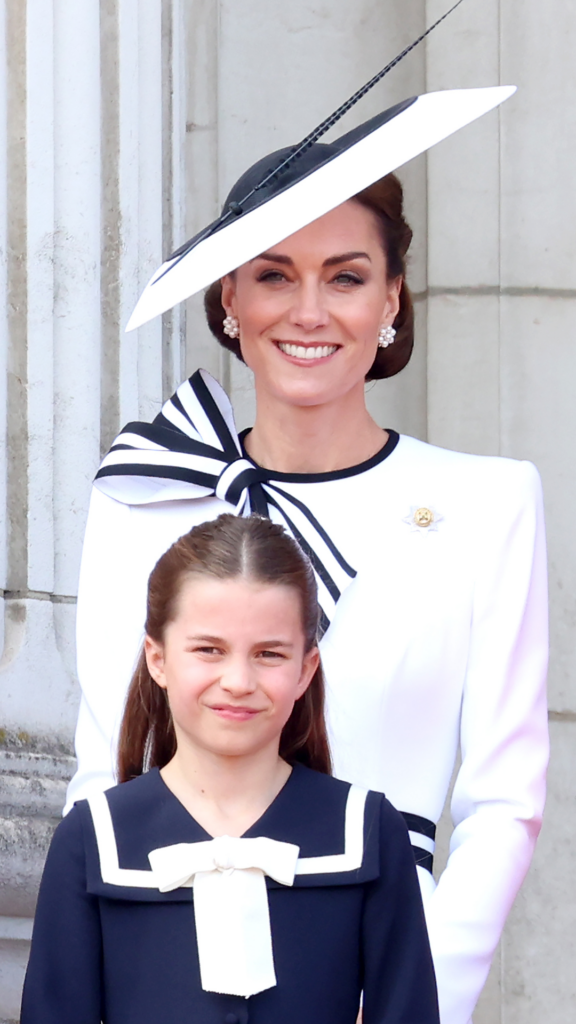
117 513 332 782
204 171 414 381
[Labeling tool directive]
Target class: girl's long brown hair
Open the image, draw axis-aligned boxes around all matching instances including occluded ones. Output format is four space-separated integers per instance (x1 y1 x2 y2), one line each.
117 514 332 782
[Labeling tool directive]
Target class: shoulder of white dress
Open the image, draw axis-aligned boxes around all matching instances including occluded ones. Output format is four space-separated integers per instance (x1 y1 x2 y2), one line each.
396 434 541 494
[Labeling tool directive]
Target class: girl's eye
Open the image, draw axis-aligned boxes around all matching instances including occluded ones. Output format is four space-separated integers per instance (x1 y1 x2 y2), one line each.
257 650 285 661
333 271 364 286
194 646 221 656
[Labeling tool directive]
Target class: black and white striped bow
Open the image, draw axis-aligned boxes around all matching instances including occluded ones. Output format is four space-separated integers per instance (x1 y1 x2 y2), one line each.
95 369 356 635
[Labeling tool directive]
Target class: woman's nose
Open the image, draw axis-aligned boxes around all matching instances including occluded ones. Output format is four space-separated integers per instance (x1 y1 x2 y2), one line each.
288 280 329 331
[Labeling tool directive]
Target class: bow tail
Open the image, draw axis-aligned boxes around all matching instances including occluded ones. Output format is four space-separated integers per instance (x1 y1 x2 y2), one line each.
193 868 277 998
261 493 356 638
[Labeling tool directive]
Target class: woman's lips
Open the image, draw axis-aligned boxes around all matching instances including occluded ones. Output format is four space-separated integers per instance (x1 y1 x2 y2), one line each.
208 704 262 721
276 341 339 363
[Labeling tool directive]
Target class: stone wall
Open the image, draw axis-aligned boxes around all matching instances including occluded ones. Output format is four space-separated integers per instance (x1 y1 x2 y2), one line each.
1 1 574 1020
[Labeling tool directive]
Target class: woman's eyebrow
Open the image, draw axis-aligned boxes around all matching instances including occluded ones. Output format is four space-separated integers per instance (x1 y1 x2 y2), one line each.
251 250 371 266
323 251 371 266
251 251 293 265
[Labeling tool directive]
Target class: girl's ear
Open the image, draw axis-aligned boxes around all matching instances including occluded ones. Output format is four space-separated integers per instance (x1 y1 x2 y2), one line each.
145 635 167 689
295 646 320 699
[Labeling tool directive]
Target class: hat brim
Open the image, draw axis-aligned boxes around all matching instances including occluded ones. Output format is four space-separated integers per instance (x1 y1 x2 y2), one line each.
127 86 515 332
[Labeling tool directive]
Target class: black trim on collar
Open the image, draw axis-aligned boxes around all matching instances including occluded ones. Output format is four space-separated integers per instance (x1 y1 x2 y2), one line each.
238 429 400 484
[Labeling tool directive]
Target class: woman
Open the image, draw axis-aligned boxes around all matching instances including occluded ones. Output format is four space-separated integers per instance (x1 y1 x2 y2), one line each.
23 515 439 1024
65 84 548 1024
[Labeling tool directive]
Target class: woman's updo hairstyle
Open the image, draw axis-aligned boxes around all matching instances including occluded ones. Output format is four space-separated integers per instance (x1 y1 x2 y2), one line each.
204 171 414 381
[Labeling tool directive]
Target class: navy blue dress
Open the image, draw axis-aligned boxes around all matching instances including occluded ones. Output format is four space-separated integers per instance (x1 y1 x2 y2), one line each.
22 764 439 1024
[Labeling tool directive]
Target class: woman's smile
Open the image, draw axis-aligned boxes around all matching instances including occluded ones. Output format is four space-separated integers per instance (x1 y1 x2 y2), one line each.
275 341 340 363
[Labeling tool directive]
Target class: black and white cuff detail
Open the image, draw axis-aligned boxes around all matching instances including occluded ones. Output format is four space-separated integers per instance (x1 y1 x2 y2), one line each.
400 811 436 874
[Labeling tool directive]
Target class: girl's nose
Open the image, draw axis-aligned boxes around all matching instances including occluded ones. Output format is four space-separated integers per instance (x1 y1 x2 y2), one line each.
288 280 329 331
219 659 257 697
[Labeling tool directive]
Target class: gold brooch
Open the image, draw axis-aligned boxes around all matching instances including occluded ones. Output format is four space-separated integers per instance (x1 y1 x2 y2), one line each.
403 506 443 533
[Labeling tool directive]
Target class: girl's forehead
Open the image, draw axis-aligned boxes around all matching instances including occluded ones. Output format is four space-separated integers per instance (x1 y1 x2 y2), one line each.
171 575 302 628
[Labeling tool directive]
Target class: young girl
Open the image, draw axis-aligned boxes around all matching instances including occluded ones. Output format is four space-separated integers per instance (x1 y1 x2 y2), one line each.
22 514 439 1024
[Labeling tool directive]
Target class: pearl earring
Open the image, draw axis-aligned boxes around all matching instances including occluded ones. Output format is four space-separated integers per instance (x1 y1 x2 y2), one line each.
223 315 240 339
378 325 396 348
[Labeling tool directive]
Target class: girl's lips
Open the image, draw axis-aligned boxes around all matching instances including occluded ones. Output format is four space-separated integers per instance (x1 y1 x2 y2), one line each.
275 341 339 365
208 705 262 722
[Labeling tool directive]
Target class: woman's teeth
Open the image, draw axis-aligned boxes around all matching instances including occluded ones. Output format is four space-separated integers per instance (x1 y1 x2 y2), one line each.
278 342 338 360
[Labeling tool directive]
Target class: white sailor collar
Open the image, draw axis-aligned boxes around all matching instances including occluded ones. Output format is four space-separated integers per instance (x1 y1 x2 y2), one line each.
78 765 382 901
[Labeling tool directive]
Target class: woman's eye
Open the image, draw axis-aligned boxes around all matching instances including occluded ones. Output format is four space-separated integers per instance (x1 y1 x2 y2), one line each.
257 269 286 283
333 271 364 286
257 650 285 660
195 646 221 656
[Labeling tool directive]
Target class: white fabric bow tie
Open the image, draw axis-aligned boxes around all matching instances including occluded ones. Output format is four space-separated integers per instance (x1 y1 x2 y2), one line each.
148 834 300 998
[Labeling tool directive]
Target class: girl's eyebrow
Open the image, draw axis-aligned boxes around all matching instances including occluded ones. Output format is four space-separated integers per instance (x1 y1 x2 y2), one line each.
251 250 371 267
186 634 225 644
255 640 294 649
186 634 293 648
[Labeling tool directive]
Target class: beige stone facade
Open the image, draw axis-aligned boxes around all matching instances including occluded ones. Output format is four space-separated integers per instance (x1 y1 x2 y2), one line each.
0 1 574 1020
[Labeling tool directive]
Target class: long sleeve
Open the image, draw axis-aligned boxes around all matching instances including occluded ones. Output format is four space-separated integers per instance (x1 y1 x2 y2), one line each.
65 487 149 811
425 460 549 1024
362 799 440 1024
21 809 103 1024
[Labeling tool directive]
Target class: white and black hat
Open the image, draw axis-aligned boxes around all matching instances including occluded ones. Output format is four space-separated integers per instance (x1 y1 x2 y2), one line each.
127 2 515 332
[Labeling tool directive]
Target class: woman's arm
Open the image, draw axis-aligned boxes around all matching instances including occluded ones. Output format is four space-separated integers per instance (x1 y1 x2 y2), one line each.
426 460 549 1024
21 809 103 1023
362 798 440 1024
65 486 149 810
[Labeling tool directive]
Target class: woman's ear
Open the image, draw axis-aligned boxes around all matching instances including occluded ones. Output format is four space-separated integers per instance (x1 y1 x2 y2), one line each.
383 275 402 324
145 635 167 689
295 646 320 699
220 274 237 316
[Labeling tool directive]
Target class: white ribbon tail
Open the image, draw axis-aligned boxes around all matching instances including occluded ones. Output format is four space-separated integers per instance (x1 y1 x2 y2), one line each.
193 867 276 998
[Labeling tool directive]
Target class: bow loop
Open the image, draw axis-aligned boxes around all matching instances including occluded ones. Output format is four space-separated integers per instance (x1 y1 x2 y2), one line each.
148 834 300 891
148 835 299 998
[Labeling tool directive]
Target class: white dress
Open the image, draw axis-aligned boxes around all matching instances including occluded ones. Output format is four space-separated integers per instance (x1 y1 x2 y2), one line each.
66 372 548 1024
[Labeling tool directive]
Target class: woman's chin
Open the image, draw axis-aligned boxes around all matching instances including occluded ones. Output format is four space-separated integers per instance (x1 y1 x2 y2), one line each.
264 376 362 410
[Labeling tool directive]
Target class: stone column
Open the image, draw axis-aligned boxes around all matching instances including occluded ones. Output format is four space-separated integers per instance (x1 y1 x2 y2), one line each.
0 2 186 1017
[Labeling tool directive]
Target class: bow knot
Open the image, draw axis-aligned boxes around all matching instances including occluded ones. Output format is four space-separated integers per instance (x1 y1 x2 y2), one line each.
148 835 300 998
215 458 268 510
211 835 235 872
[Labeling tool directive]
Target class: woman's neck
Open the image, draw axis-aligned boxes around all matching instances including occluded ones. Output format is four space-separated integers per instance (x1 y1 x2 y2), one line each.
160 740 291 838
244 380 388 474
